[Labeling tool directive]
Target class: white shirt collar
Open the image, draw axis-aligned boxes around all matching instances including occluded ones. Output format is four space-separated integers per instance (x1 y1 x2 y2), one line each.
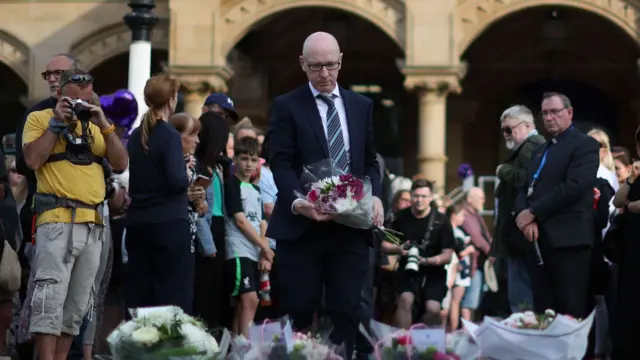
309 82 340 98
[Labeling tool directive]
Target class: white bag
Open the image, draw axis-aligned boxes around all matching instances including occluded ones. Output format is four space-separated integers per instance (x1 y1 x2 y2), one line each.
462 311 595 360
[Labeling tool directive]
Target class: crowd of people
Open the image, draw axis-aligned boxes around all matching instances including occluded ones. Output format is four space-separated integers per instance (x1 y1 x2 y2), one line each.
0 30 634 360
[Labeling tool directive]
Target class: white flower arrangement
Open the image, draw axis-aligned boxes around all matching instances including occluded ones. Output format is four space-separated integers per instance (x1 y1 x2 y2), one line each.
107 306 227 360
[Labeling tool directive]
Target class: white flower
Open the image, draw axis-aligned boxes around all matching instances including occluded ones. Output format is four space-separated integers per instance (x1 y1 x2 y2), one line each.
545 309 556 317
334 197 357 212
131 326 160 346
522 315 538 326
181 322 219 355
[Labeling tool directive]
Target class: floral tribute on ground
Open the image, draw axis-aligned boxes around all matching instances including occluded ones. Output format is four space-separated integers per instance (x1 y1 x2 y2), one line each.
462 309 595 360
107 306 229 360
228 317 344 360
295 159 402 243
363 320 460 360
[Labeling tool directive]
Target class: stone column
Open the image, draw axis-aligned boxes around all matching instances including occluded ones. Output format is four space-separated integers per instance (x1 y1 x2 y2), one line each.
167 65 233 119
404 66 464 189
124 0 159 130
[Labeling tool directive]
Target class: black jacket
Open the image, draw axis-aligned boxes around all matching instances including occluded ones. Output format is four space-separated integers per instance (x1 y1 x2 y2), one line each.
493 133 546 257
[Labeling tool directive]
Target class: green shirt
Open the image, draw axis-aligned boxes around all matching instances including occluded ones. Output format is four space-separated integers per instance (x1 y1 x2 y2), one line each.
211 172 224 217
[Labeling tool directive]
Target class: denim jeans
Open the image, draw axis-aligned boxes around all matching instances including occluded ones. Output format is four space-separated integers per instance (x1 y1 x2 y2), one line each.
461 270 484 310
67 314 90 360
507 256 533 312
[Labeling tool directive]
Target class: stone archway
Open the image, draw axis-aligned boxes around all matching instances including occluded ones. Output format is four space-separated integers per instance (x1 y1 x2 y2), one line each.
219 0 405 57
454 0 640 57
0 29 30 84
70 19 170 71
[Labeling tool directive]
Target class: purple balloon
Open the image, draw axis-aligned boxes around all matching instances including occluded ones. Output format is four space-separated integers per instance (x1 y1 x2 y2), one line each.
457 163 473 179
100 89 138 129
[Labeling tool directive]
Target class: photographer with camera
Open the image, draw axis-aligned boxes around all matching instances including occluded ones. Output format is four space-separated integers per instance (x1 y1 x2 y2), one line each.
21 69 127 360
392 179 455 329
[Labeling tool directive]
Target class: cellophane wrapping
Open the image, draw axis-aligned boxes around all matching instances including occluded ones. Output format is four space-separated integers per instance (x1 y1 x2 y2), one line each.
227 316 345 360
294 158 373 229
461 311 595 360
107 306 230 360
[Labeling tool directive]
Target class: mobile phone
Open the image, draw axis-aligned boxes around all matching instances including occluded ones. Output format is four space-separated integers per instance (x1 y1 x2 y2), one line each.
195 174 211 188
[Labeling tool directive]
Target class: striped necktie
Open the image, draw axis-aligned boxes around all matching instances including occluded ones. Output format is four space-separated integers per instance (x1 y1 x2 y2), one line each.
317 94 349 172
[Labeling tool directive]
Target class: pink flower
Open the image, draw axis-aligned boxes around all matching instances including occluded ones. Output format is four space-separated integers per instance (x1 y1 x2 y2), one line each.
308 189 319 203
396 334 411 346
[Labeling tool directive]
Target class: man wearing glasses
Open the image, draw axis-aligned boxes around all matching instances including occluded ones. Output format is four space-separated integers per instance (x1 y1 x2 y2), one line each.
21 69 128 360
13 53 79 360
515 92 600 319
267 32 384 359
493 105 546 313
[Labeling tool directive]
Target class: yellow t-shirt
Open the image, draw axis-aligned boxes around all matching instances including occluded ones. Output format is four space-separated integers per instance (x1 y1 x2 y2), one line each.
22 109 106 225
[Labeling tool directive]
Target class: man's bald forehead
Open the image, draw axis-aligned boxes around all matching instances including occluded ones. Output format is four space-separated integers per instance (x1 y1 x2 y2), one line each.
302 32 341 57
467 187 483 199
48 54 78 68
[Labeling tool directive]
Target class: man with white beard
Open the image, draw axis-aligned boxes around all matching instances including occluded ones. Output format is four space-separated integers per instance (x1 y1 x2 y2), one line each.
492 105 546 312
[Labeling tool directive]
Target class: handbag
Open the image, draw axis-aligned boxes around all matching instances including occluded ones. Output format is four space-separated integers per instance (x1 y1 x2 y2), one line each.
0 220 21 292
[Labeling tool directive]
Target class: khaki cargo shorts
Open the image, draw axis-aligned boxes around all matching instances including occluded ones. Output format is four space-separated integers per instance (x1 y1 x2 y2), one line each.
29 222 103 336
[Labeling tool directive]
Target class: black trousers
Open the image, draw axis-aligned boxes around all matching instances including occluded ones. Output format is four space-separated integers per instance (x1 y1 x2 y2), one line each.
125 218 194 314
527 245 592 319
277 223 369 359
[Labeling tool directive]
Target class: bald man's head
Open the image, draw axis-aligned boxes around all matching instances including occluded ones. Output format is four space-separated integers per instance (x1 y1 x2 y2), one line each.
299 32 343 94
466 187 486 211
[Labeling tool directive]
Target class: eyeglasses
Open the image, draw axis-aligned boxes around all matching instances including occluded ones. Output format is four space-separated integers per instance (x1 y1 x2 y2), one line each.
41 70 66 80
60 74 93 88
540 108 566 117
306 62 340 72
501 121 525 135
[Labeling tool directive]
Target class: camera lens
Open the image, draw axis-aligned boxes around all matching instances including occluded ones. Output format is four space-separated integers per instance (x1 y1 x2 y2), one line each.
73 102 92 122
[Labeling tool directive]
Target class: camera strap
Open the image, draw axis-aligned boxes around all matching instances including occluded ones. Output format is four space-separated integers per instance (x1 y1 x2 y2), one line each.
420 209 439 249
46 122 102 166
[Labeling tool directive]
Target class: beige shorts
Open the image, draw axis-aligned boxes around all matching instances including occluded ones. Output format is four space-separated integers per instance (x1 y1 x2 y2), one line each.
29 222 103 336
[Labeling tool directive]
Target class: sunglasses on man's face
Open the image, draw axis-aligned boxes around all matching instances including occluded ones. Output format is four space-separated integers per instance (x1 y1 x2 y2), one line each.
60 74 93 88
501 121 524 135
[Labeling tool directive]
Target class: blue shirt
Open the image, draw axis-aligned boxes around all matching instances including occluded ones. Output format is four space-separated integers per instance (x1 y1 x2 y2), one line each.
259 166 278 249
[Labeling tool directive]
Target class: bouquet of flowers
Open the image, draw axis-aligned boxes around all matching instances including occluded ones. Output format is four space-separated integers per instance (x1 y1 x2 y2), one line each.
362 320 461 359
295 159 402 243
228 317 344 360
107 306 229 360
462 309 595 360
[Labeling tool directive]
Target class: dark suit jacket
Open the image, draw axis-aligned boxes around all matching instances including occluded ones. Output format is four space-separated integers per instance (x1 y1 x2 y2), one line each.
267 84 381 241
516 126 600 249
493 134 546 258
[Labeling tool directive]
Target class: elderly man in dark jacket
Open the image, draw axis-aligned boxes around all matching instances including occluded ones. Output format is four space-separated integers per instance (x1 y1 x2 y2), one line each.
492 105 546 313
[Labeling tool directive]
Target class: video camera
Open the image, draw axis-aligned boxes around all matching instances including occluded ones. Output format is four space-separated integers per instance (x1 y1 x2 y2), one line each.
403 200 439 274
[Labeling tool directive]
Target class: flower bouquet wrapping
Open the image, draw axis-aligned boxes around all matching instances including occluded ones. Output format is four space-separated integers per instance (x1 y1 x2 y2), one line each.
295 159 401 243
107 306 229 360
462 309 595 360
362 320 461 359
228 317 344 360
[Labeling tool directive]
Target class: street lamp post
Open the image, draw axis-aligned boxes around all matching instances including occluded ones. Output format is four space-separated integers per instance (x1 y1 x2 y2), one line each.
124 0 159 130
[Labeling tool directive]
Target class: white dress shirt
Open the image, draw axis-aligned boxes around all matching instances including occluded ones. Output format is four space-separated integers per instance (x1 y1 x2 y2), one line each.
291 83 351 213
308 82 350 154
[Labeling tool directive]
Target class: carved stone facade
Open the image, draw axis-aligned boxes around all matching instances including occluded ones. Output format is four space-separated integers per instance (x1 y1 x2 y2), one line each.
0 0 639 185
454 0 640 56
71 20 170 72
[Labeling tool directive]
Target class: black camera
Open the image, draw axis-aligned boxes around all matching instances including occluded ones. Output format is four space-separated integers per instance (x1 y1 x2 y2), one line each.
68 99 92 122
